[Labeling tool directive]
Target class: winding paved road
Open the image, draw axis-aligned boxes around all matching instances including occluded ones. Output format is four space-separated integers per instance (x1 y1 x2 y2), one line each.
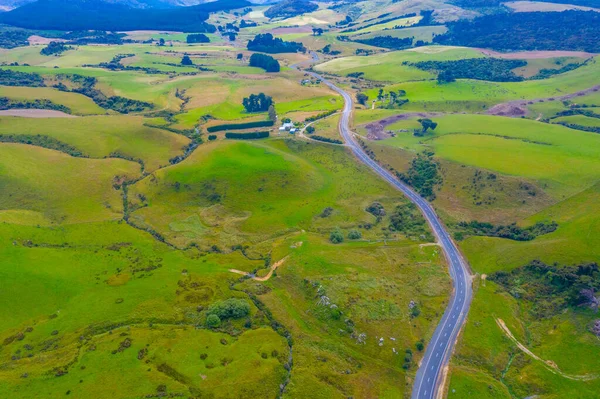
297 53 473 399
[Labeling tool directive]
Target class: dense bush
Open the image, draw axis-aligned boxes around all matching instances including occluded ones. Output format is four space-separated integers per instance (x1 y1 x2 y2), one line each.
225 131 269 139
0 30 30 49
305 110 336 122
455 220 558 241
354 36 413 50
410 58 527 82
0 69 45 87
186 33 210 44
40 41 71 56
247 33 305 53
347 229 362 240
242 93 273 113
311 136 342 144
396 152 441 200
249 53 280 72
489 260 600 318
207 120 274 132
434 11 600 52
366 202 386 217
329 227 344 244
205 314 221 328
207 298 251 320
389 203 432 240
264 0 318 19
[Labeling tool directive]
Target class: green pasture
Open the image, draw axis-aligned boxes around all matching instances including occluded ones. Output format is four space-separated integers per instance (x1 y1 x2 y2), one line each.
315 46 483 82
554 114 600 127
0 85 105 115
351 25 448 43
0 144 139 224
0 115 190 171
374 114 600 198
363 57 600 110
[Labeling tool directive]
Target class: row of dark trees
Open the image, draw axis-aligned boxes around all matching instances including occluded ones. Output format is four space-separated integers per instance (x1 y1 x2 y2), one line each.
249 53 280 72
247 33 305 53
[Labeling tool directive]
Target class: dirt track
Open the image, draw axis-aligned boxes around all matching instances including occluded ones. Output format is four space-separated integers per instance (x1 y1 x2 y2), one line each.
229 256 288 282
486 85 600 117
364 112 441 140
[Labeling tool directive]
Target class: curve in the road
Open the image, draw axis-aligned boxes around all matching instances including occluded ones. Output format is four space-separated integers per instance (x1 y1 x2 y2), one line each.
296 53 473 399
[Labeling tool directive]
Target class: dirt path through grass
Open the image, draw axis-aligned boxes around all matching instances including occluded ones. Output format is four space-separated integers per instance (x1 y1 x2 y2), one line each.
496 318 600 381
487 85 600 117
364 112 442 140
229 256 289 282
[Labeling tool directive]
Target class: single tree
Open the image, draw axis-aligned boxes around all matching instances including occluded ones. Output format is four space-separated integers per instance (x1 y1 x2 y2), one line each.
268 105 277 122
158 38 165 46
356 92 369 106
181 55 193 66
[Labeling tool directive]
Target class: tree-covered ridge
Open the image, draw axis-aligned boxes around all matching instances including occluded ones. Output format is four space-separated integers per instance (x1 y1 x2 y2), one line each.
489 260 600 318
0 97 71 113
0 0 250 32
434 11 600 52
0 69 45 87
264 0 318 19
353 36 413 50
247 33 306 54
410 58 527 82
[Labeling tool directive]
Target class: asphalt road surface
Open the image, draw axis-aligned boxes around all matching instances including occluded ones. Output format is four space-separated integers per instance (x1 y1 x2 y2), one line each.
299 53 473 399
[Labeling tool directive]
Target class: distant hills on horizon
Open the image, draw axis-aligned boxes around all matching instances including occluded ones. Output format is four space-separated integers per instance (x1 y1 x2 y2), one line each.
0 0 273 12
0 0 254 31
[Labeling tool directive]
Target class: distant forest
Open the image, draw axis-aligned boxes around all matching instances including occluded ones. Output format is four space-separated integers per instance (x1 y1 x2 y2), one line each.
434 11 600 52
264 0 317 19
0 0 250 31
247 33 306 53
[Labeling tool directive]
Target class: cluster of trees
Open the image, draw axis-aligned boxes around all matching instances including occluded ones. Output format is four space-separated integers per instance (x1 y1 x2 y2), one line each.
186 33 210 44
530 61 584 80
377 88 408 109
489 260 600 318
249 53 280 72
320 44 341 55
0 97 70 114
354 36 413 50
264 0 318 19
312 28 324 36
356 92 369 106
0 29 30 49
340 13 417 34
240 19 257 28
225 131 270 139
40 41 71 56
242 92 273 113
0 69 45 87
0 134 85 157
207 120 274 132
434 11 600 52
205 298 251 328
388 203 433 240
396 151 441 200
411 58 526 82
454 220 558 241
247 33 306 53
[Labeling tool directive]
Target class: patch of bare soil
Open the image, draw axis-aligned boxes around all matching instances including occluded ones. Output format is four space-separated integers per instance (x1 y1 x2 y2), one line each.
0 109 77 118
270 26 314 34
479 49 596 59
364 112 440 140
487 85 600 117
229 256 288 282
27 35 67 46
